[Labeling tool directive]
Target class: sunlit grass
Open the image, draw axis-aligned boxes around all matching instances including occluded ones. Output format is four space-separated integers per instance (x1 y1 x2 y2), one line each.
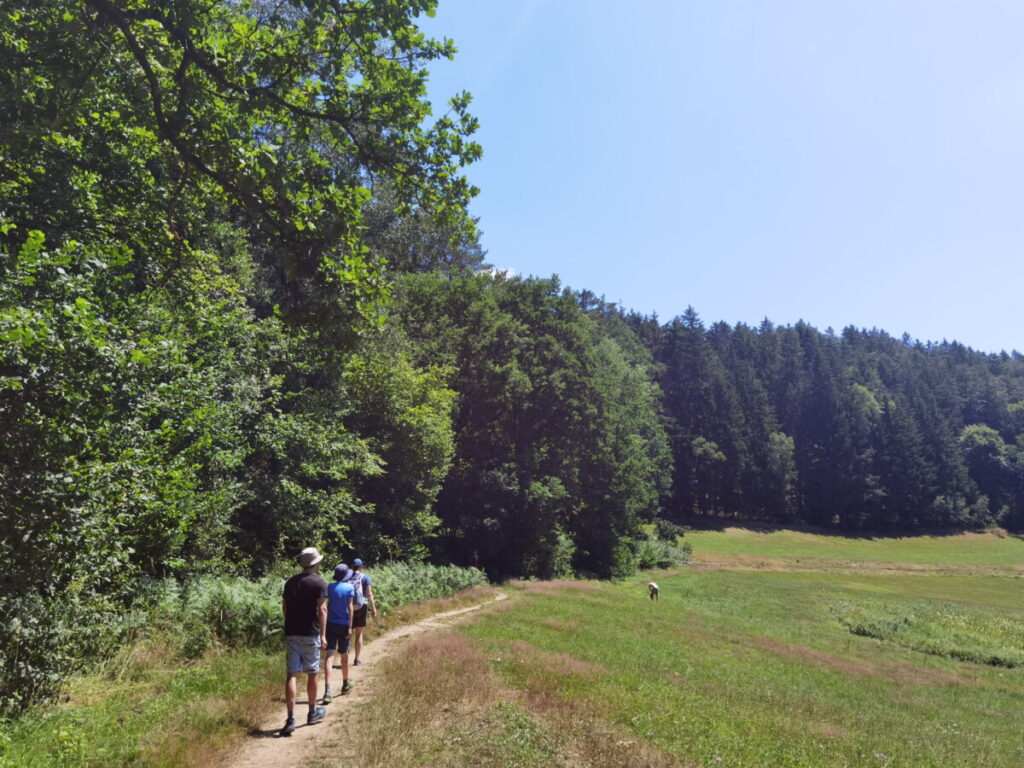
462 566 1024 767
0 645 279 768
685 527 1024 566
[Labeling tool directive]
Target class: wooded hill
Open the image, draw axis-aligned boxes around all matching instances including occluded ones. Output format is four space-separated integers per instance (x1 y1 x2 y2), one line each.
2 0 1022 716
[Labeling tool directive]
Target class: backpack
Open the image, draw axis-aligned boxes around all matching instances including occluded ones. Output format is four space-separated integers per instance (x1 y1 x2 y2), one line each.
346 570 365 607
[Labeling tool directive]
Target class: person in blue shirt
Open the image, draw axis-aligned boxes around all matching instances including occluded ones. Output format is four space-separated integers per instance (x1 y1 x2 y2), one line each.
346 558 378 666
322 563 356 703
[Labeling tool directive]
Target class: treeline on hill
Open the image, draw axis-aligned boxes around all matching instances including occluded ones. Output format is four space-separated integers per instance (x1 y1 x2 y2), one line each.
626 308 1024 532
2 0 1023 719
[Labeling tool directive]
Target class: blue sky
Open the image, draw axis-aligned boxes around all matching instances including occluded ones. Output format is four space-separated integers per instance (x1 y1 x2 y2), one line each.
422 2 1023 354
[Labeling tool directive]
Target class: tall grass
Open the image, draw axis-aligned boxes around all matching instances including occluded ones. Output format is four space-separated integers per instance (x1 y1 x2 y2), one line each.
366 562 488 613
832 599 1024 668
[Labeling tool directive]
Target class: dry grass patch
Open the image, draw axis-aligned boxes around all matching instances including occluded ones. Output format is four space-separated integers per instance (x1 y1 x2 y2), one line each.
543 618 579 633
519 688 691 768
506 640 606 679
335 628 685 767
751 636 967 686
331 631 505 768
516 580 602 597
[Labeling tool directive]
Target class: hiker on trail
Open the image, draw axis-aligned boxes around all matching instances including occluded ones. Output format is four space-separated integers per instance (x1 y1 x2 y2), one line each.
322 563 356 703
281 547 328 736
345 557 377 666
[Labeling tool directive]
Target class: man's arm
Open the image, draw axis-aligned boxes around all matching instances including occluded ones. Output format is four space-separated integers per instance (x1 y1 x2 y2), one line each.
365 581 377 618
346 596 353 637
318 597 327 650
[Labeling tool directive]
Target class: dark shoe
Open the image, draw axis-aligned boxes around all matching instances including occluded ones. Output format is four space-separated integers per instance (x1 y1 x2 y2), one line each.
322 689 333 704
353 658 362 666
341 680 354 695
307 706 327 726
281 716 296 737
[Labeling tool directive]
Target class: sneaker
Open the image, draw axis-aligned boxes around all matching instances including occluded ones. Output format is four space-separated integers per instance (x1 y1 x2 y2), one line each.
322 689 333 705
341 680 354 695
281 716 296 737
307 706 327 726
353 658 362 666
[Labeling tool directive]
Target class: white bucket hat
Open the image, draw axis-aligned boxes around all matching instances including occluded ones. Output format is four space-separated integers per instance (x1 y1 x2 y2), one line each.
298 547 323 568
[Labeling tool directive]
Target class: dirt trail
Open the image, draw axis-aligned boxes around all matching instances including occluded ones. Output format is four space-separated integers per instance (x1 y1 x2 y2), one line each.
227 591 508 768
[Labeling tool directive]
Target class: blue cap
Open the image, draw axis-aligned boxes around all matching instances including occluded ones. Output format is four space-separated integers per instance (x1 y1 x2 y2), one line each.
353 558 364 567
333 563 349 581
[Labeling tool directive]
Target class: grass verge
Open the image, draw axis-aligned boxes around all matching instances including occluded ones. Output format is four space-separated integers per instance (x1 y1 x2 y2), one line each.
0 644 278 768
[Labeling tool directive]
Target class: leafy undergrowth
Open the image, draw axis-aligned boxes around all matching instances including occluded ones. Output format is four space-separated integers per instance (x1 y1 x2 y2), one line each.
365 562 488 614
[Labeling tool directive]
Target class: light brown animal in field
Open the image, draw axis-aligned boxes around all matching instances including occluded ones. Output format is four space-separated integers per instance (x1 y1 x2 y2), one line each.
648 582 659 601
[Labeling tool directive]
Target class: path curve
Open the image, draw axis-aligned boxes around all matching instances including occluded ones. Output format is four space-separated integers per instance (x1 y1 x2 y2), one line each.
228 591 508 768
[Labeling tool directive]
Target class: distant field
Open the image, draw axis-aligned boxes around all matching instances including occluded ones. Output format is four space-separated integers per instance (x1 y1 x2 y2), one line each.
449 531 1024 767
686 527 1024 567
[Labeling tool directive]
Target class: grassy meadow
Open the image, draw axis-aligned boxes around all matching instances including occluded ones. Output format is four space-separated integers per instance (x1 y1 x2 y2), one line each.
359 529 1024 767
685 527 1024 569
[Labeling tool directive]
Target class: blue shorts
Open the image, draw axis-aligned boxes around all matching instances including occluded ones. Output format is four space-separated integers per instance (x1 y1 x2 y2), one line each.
326 621 351 654
286 635 321 675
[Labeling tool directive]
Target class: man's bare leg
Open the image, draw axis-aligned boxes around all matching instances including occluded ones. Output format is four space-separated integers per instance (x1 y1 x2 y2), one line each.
306 671 318 712
323 651 334 698
285 672 298 716
353 627 363 663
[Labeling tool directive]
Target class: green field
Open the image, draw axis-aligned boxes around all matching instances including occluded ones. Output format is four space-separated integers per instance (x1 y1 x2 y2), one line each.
685 527 1024 567
458 531 1024 767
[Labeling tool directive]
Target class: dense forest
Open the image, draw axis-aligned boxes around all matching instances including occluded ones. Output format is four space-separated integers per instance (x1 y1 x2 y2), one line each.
2 0 1023 715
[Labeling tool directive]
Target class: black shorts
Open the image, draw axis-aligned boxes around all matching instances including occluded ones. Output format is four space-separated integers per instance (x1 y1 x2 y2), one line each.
352 605 368 628
326 621 351 654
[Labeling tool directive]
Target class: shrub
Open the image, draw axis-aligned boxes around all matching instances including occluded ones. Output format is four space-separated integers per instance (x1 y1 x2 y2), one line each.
635 537 692 569
364 562 488 614
653 518 687 543
176 576 282 658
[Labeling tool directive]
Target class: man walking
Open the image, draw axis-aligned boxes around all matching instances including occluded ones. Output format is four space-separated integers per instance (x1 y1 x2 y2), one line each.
281 547 328 736
346 558 377 666
322 563 355 703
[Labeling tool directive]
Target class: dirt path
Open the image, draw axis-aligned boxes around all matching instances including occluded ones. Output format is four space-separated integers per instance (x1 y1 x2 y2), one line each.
228 591 508 768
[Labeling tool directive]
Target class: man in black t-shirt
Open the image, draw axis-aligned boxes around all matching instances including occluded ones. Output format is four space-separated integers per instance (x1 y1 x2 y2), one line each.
280 547 328 736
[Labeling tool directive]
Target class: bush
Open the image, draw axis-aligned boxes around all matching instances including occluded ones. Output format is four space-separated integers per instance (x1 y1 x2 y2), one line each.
609 539 638 580
175 576 282 658
654 518 687 543
635 537 692 569
364 562 488 614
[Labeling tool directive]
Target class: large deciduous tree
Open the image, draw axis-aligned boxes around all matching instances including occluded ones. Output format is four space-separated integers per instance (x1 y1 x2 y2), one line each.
1 0 479 713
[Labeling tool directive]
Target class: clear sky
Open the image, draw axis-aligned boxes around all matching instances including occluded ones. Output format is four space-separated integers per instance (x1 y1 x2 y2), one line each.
422 1 1023 354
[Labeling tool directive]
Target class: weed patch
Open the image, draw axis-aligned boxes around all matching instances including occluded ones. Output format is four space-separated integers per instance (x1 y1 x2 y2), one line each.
832 600 1024 668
